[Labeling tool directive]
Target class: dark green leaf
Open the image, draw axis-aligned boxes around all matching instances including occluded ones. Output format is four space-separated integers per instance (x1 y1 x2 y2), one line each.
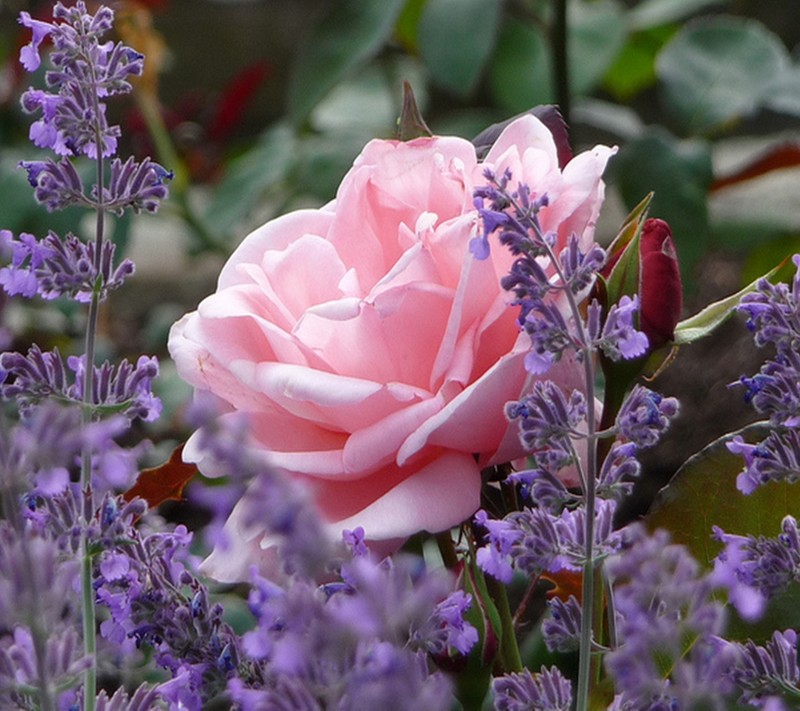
569 0 627 95
418 0 500 97
612 128 712 282
656 17 790 134
286 0 405 126
489 17 552 113
205 123 297 234
763 66 800 117
646 423 800 568
627 0 726 31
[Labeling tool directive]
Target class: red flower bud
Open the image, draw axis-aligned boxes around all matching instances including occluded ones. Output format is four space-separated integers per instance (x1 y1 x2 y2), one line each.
639 218 682 350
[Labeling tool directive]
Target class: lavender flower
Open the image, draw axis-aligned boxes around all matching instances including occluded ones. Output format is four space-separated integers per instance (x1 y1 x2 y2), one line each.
725 630 800 707
604 527 733 709
0 525 86 709
614 384 679 448
505 380 587 456
0 345 160 422
712 516 800 620
727 431 800 494
737 254 800 352
591 295 649 362
0 229 134 303
234 555 465 710
19 2 141 160
492 666 573 711
542 595 583 653
475 500 623 582
17 2 170 214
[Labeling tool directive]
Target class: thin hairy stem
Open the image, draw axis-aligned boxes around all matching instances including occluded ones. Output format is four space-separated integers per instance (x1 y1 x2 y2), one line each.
79 37 108 711
542 240 598 711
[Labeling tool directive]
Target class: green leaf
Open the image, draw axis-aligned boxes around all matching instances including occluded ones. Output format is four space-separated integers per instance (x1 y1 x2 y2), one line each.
604 192 653 301
646 423 800 569
286 0 405 126
489 17 553 113
656 17 790 134
627 0 726 31
603 25 674 100
763 65 800 117
673 256 791 344
205 123 297 234
612 128 712 282
569 0 627 96
418 0 501 97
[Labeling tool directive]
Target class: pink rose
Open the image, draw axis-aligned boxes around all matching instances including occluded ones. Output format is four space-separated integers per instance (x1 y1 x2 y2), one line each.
169 115 614 581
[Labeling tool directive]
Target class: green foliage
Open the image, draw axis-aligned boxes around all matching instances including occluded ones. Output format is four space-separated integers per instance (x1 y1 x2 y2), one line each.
656 17 800 134
646 423 800 568
286 0 406 127
613 129 713 279
417 0 501 97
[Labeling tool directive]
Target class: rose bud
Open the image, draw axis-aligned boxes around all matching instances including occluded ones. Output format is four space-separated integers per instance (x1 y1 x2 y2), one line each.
638 218 683 350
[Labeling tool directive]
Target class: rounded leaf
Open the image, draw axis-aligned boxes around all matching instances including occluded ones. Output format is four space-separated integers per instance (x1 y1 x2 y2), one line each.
656 17 790 133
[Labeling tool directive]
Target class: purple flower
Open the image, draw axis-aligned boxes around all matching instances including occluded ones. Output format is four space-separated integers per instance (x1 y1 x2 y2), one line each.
725 630 800 707
0 229 134 302
615 384 679 448
492 666 573 711
595 294 650 361
18 12 54 72
734 349 800 428
100 157 174 215
597 441 641 500
712 516 800 620
559 234 606 295
0 346 160 423
506 380 587 458
542 595 583 653
17 3 143 162
737 254 800 352
476 500 623 581
728 430 800 494
474 509 522 583
605 527 732 709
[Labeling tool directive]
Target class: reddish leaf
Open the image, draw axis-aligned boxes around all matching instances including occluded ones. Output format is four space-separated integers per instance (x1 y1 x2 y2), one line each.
542 569 583 602
711 142 800 192
124 443 197 507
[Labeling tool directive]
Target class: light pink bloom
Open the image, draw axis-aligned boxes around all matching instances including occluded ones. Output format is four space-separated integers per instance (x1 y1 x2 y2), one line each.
169 115 615 581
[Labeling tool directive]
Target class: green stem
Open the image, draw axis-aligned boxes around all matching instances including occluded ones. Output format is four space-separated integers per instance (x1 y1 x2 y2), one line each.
552 0 570 125
486 576 523 673
435 530 459 570
80 42 108 711
540 245 598 711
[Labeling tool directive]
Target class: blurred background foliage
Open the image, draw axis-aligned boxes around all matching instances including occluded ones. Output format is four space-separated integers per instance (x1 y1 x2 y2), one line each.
0 0 798 466
2 0 799 274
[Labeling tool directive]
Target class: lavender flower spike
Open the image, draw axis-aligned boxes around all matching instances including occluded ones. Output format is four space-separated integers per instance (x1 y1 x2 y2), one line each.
492 666 573 711
0 229 134 303
0 345 161 422
726 630 800 707
712 516 800 620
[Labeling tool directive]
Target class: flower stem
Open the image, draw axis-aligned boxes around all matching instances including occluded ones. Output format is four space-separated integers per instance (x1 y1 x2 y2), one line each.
486 576 523 673
542 240 598 711
79 60 108 711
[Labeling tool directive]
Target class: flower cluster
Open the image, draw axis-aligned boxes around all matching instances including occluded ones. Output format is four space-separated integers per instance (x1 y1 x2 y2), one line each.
0 345 160 422
471 170 676 577
604 527 733 709
728 256 800 493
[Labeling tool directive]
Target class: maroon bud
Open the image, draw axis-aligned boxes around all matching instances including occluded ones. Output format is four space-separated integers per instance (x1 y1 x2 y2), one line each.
639 218 682 349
